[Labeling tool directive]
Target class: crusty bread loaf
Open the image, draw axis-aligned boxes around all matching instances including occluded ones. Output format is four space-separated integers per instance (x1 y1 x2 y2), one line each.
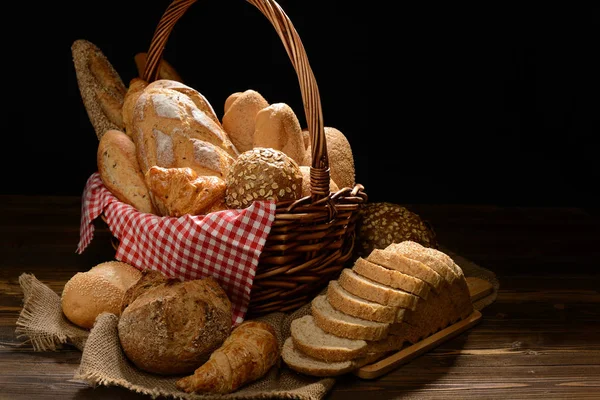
282 337 383 377
61 261 142 329
302 127 355 190
133 85 238 175
97 129 156 214
367 248 444 292
225 147 302 209
121 269 169 312
122 78 148 141
355 202 438 259
117 275 232 375
337 268 419 310
222 89 269 153
176 138 235 179
291 315 369 363
72 39 127 139
311 295 390 341
145 166 227 217
134 53 184 83
353 257 430 299
144 79 222 127
253 103 307 165
299 165 339 198
327 281 404 323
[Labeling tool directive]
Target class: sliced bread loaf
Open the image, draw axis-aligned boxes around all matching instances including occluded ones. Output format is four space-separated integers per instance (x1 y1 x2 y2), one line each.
282 337 384 377
291 315 368 362
353 258 430 299
367 248 443 292
337 268 419 311
311 295 390 341
327 281 404 323
388 241 458 283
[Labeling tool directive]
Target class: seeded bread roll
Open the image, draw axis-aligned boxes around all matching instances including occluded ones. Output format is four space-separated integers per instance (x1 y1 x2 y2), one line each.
355 202 439 259
222 89 269 153
72 39 127 139
311 295 390 341
302 127 355 190
253 103 307 165
225 147 302 209
118 275 232 375
97 129 156 214
61 261 142 329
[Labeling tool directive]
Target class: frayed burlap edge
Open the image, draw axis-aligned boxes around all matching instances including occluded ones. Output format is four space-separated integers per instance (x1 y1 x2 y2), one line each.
15 273 88 351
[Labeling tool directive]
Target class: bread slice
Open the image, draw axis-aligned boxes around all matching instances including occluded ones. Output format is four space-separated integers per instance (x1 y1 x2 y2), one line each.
388 241 458 283
367 248 443 292
291 315 368 362
311 295 390 341
327 281 404 323
282 337 382 377
337 268 419 311
353 258 430 299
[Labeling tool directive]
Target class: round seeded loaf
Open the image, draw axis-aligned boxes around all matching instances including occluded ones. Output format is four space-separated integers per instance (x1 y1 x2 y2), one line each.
225 147 302 209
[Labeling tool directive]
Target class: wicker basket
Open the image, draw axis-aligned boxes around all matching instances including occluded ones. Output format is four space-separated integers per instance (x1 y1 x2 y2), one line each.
106 0 367 317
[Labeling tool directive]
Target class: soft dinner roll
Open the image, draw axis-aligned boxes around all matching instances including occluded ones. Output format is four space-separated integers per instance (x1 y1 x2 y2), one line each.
61 261 142 329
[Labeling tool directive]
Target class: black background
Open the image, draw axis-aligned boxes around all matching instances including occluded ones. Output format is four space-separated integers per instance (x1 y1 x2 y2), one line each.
4 1 599 207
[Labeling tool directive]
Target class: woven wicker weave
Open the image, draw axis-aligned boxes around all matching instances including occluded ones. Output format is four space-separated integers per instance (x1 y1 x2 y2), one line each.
110 0 367 317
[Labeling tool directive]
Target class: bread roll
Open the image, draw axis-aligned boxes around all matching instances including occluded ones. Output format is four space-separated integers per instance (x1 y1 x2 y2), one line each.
97 129 156 214
133 85 238 175
253 103 307 165
222 89 269 153
302 127 355 190
299 166 339 198
176 320 280 394
224 92 242 115
225 147 302 209
145 166 227 217
118 275 232 375
134 52 184 83
61 261 142 329
355 202 438 259
72 39 127 139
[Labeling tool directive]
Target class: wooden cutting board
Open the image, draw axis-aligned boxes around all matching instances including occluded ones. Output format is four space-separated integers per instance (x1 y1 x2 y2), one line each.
354 277 493 379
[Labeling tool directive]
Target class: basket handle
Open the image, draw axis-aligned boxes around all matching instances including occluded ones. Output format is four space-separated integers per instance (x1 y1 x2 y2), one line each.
143 0 331 199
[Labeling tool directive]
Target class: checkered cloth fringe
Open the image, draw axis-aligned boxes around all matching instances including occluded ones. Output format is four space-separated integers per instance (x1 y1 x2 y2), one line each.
77 173 277 326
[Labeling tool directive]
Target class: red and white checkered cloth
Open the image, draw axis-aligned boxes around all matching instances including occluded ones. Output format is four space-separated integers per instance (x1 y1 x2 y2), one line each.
77 172 276 326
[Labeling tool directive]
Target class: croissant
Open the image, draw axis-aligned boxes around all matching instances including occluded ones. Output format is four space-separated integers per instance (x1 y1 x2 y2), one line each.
176 320 280 394
145 166 227 217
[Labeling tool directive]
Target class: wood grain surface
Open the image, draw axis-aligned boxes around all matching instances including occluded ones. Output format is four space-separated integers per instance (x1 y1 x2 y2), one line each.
0 196 599 399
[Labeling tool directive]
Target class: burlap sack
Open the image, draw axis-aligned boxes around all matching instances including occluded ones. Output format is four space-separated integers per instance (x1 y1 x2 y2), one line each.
14 252 498 400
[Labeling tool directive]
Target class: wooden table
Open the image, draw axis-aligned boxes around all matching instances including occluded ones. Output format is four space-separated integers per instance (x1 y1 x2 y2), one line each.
1 196 599 399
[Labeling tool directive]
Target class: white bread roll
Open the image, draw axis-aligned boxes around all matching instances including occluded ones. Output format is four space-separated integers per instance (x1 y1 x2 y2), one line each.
253 103 307 165
222 89 269 153
61 261 142 329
